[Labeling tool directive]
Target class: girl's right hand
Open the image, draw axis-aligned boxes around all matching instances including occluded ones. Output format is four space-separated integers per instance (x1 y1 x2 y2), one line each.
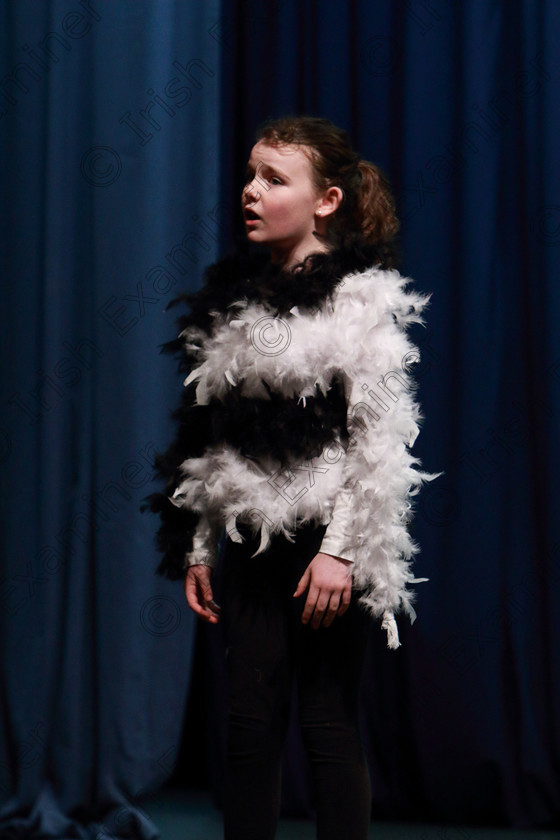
184 565 221 624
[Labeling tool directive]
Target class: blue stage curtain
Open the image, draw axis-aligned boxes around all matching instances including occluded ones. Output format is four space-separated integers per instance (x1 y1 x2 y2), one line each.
1 0 559 836
0 2 221 837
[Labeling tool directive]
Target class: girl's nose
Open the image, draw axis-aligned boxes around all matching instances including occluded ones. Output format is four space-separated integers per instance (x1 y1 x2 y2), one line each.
243 178 259 202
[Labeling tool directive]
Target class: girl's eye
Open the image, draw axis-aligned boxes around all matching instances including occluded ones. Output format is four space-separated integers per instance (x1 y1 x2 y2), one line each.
270 176 282 185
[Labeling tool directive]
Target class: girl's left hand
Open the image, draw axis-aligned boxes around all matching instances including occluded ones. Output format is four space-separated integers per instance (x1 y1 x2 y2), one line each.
293 552 352 629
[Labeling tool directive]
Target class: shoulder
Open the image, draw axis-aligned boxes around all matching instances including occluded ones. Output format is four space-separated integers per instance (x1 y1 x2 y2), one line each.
333 264 433 330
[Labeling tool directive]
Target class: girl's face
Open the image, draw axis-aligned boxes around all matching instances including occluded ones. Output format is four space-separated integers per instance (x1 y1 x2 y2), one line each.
242 140 327 267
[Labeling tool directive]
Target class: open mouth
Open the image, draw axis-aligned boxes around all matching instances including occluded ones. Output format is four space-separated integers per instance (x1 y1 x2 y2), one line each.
244 209 260 221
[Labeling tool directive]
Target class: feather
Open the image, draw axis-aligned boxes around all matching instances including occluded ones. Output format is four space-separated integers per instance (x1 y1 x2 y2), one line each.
382 610 402 649
145 239 442 643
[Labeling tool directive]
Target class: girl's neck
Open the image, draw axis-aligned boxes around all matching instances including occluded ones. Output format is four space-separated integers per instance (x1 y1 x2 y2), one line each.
270 238 331 271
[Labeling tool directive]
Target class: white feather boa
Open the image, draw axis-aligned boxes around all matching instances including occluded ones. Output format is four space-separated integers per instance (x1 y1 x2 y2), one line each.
170 264 442 647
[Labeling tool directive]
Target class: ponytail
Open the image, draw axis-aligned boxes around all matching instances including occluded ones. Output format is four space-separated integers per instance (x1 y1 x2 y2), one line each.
356 160 400 246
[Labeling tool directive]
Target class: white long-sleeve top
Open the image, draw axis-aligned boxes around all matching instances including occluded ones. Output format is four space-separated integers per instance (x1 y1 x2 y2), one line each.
169 263 442 647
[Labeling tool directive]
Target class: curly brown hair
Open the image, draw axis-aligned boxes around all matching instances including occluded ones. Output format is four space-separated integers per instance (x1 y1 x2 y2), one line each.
256 115 400 261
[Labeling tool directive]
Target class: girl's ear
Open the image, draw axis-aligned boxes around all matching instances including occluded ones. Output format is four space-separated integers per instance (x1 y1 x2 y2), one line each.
316 186 344 218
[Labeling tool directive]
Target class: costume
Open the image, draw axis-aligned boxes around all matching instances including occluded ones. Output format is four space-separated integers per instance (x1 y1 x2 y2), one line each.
148 239 441 648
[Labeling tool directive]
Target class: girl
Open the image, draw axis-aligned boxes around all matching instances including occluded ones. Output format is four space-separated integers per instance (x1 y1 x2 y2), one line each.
148 116 440 840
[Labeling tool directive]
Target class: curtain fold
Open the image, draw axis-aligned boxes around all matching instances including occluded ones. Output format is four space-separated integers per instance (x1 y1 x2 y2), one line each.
1 1 221 836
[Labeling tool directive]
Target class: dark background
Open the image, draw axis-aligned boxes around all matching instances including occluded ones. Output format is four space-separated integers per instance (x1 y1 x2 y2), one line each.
1 1 559 837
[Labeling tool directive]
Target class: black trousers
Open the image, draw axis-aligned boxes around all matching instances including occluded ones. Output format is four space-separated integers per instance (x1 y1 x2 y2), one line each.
221 521 372 840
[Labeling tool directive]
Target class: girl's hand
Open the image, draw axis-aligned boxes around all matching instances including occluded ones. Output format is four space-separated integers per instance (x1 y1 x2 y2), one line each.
184 564 221 624
293 552 352 629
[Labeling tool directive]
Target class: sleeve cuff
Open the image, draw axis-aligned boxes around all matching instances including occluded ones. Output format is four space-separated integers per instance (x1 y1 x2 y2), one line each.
183 517 222 571
319 486 357 564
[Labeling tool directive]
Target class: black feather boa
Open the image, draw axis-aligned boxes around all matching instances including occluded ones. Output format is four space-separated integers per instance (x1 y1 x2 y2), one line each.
143 237 391 580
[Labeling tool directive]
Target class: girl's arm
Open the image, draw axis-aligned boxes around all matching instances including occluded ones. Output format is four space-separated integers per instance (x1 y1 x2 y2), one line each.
315 267 443 647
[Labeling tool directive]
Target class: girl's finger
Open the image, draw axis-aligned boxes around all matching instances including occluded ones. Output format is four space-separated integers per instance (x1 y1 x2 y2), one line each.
311 593 331 629
338 585 352 616
206 599 221 614
301 586 319 624
322 592 341 628
185 576 219 623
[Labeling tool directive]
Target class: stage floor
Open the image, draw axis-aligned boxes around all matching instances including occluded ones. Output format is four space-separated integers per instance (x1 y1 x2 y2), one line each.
141 789 560 840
